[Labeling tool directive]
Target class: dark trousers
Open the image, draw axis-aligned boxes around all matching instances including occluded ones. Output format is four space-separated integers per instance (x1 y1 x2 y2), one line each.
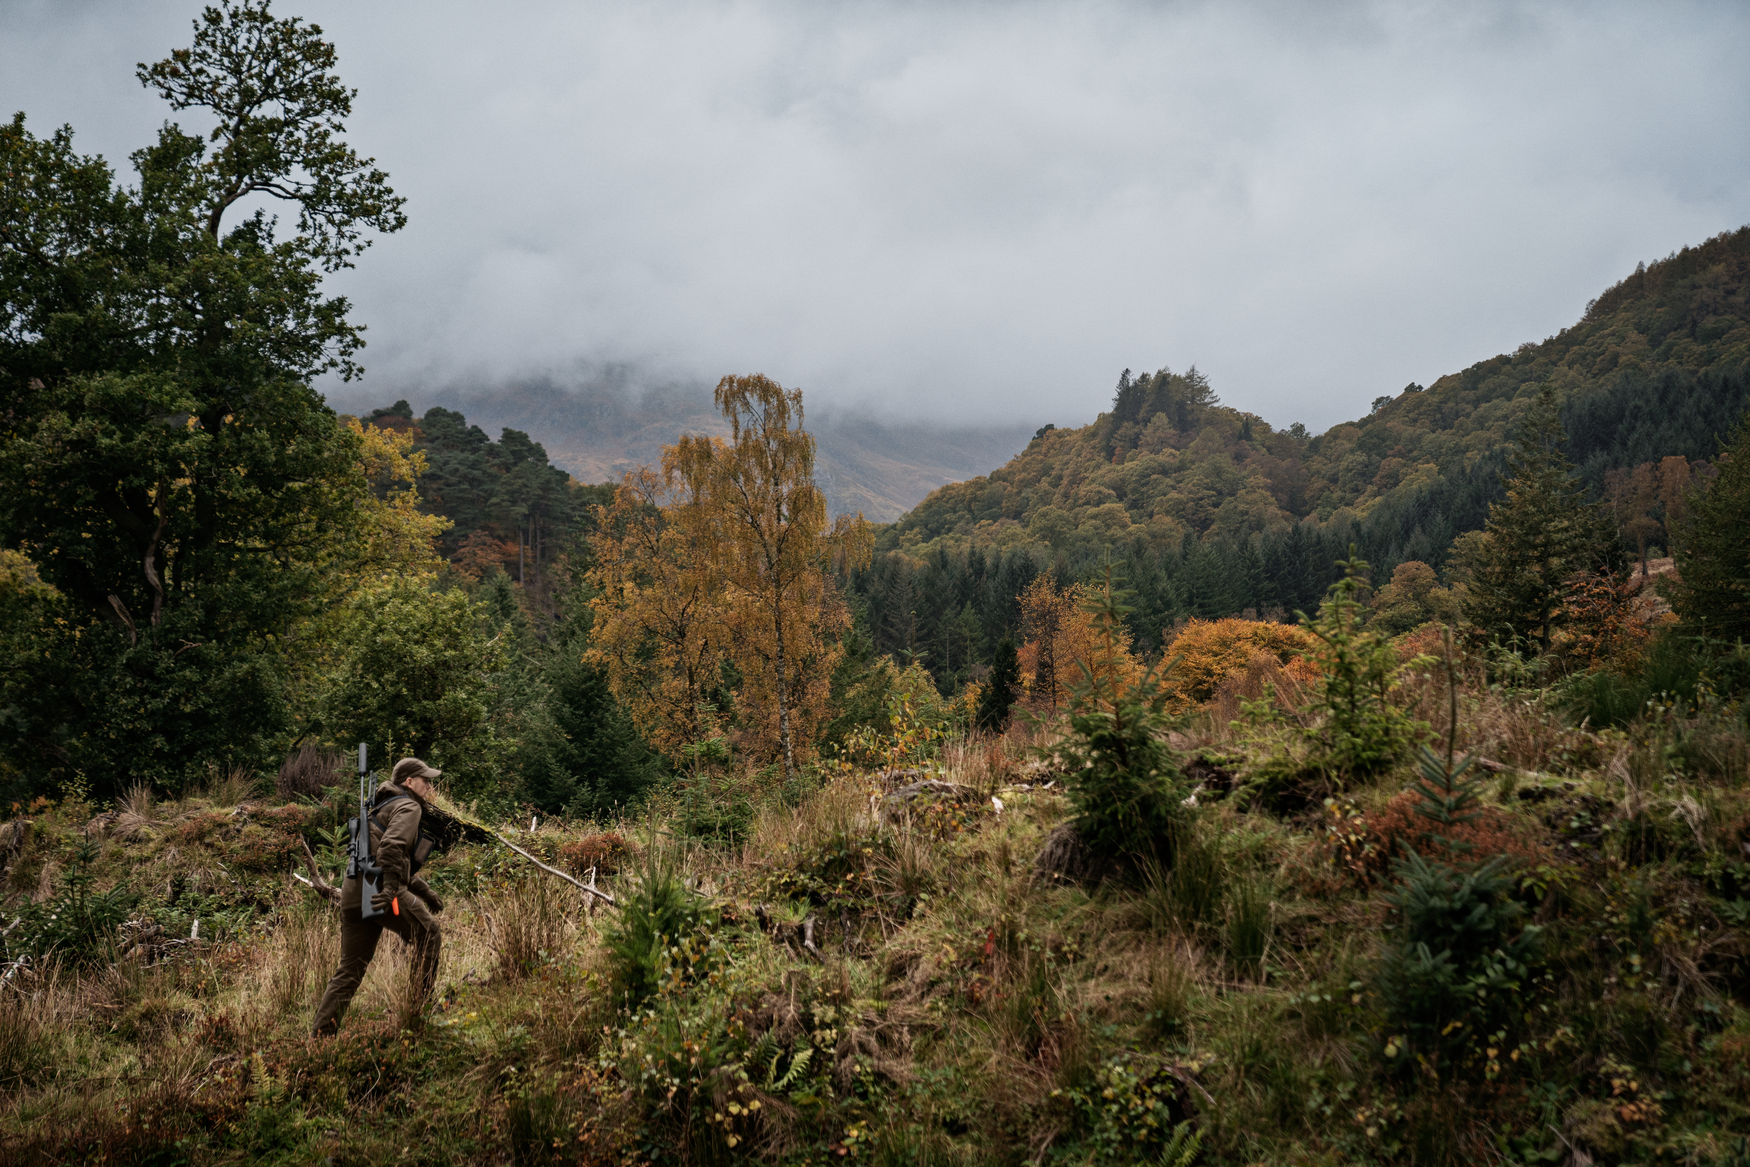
312 893 441 1034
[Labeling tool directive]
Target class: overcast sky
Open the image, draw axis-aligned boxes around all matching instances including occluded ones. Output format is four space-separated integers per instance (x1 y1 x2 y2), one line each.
5 0 1748 431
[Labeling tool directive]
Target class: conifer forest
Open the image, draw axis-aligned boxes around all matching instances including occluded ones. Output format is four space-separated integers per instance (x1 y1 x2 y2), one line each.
3 4 1750 1164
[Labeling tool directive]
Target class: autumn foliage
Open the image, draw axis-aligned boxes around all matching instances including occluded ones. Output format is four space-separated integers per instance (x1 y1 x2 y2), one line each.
585 465 731 761
1161 618 1317 711
587 376 870 771
1325 791 1547 888
1015 576 1140 711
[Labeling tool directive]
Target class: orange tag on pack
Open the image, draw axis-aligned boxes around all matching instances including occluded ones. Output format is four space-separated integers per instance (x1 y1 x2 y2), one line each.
392 897 400 916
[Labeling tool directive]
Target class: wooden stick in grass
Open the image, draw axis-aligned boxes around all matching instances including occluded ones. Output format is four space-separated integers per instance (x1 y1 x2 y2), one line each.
493 833 617 906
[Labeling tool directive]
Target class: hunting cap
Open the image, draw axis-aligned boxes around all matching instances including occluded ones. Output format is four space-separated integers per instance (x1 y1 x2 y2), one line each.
392 757 441 784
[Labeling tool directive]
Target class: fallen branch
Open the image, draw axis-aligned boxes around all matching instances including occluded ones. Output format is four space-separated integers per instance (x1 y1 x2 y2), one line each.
1165 1063 1217 1108
1472 756 1559 783
493 832 617 906
801 915 822 962
298 838 341 906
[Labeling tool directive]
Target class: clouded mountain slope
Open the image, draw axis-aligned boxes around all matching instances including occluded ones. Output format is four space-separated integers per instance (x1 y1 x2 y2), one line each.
879 225 1750 570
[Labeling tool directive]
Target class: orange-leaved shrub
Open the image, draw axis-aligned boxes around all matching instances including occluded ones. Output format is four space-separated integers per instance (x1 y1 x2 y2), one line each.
1163 618 1316 711
559 831 637 877
1325 790 1546 887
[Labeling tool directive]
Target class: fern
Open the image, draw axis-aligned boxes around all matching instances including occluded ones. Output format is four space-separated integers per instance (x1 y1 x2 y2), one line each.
1157 1121 1201 1167
744 1029 780 1077
772 1045 813 1094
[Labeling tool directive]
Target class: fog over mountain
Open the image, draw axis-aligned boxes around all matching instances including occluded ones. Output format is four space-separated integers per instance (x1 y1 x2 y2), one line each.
4 1 1748 433
330 374 1036 521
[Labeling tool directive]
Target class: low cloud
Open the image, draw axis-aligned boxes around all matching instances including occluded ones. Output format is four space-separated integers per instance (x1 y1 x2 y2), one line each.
5 0 1748 430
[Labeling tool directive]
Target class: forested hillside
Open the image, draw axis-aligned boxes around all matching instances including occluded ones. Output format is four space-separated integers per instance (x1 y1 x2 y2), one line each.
359 400 612 601
853 228 1750 687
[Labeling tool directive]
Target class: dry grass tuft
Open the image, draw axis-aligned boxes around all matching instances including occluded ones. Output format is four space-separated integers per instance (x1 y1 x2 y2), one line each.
194 766 261 808
264 901 339 1018
113 784 160 841
485 876 581 983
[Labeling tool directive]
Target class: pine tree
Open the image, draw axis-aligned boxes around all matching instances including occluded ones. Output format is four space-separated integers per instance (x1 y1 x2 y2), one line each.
1298 552 1421 777
522 636 661 818
1462 385 1618 653
975 637 1021 732
1055 575 1186 871
1665 410 1750 642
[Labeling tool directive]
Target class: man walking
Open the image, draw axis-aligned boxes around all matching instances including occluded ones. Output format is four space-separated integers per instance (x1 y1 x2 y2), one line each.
313 757 446 1035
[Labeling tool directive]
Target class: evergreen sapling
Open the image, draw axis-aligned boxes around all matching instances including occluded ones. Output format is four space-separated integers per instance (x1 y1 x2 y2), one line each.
1054 573 1188 874
1375 633 1542 1073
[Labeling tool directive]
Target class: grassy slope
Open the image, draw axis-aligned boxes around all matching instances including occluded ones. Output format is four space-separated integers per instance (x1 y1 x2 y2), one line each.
882 226 1750 562
2 676 1747 1166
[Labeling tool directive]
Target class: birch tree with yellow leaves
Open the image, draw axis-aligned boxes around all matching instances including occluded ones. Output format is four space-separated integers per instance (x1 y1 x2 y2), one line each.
585 465 732 761
589 375 870 774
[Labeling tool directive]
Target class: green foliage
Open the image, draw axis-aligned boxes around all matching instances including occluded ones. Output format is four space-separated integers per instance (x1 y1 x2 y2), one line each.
1666 407 1750 642
1143 824 1226 932
317 581 509 799
763 818 892 915
1224 877 1273 981
1155 1122 1203 1167
518 590 662 819
975 636 1022 732
1050 1053 1188 1164
1461 385 1620 654
506 1084 566 1167
10 840 136 966
834 658 957 770
1376 847 1542 1069
382 403 605 572
1056 579 1187 871
1406 745 1485 850
1556 624 1750 731
0 1 404 796
600 856 721 1006
1376 734 1544 1067
1298 553 1423 778
1369 560 1455 635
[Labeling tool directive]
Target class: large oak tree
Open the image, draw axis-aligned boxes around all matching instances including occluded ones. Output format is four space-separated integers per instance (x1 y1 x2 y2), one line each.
0 1 404 793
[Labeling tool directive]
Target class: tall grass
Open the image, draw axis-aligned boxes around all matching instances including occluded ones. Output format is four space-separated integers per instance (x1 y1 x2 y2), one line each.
1225 877 1273 981
486 875 580 983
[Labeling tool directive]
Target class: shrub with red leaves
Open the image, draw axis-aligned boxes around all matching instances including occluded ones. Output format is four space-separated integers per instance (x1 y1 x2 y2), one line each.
1328 790 1547 886
559 831 637 877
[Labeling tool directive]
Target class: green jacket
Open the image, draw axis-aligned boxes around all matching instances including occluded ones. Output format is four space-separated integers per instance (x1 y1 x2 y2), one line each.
340 781 436 910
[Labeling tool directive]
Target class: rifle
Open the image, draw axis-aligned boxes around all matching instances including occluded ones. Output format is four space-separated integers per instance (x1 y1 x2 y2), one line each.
348 742 388 920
